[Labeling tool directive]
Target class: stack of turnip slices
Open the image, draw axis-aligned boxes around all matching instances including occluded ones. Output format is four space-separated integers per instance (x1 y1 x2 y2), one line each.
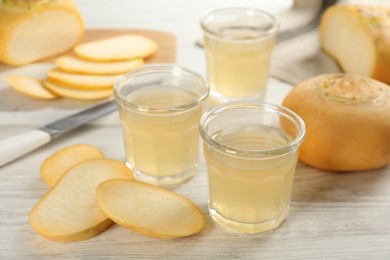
6 34 157 100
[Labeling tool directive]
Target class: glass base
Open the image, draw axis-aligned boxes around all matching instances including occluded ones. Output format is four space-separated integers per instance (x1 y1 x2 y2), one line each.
209 204 289 234
126 162 197 186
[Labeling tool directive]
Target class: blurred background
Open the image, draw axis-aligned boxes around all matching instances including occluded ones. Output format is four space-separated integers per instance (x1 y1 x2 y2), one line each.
74 0 390 73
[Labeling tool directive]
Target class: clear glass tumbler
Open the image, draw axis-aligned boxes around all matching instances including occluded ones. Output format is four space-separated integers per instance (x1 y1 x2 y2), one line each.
201 7 279 100
199 102 305 233
114 65 209 185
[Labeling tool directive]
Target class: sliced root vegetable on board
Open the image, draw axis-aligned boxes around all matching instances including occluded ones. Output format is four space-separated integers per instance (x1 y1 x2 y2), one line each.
282 74 390 172
0 0 84 66
3 31 159 100
74 34 158 61
55 55 144 75
43 81 113 100
40 144 104 186
96 179 205 238
30 159 134 242
6 75 58 99
320 5 390 84
47 69 121 90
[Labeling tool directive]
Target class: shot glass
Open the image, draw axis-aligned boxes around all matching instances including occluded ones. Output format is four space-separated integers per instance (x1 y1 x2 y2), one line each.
114 65 209 185
199 102 305 233
201 7 279 100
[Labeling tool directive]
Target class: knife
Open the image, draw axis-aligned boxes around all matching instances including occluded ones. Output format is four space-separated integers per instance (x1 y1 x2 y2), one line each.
0 100 117 167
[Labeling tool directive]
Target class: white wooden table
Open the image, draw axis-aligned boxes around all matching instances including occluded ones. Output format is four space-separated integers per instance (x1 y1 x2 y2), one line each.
1 1 389 259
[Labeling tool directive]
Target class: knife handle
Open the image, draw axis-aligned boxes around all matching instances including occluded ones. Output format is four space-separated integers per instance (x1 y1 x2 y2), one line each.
0 130 51 167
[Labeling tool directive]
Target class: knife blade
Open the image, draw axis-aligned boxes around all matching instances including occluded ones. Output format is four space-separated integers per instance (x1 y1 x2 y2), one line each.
0 100 117 167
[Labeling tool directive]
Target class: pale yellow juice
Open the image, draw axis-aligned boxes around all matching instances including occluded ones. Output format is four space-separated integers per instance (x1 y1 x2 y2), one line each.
204 33 275 98
204 125 298 233
118 86 203 184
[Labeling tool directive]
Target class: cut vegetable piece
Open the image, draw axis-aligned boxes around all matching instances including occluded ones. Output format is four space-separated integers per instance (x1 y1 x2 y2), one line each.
40 144 104 186
6 75 58 99
43 81 113 100
96 179 205 238
0 0 84 66
47 69 120 90
320 5 390 84
55 55 144 75
30 159 134 242
74 34 157 62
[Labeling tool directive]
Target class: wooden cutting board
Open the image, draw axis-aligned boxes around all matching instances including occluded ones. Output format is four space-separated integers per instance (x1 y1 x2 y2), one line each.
0 28 176 71
0 29 176 125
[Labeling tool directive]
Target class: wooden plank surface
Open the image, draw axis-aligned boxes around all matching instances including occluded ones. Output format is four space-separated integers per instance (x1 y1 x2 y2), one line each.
0 124 389 259
0 76 389 259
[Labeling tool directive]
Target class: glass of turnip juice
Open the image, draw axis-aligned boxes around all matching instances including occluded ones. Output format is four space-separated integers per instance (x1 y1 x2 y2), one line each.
201 7 279 100
199 102 305 233
114 65 209 185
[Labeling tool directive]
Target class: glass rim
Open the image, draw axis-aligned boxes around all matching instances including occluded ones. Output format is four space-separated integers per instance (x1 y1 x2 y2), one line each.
199 101 306 157
200 7 279 42
114 64 209 114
